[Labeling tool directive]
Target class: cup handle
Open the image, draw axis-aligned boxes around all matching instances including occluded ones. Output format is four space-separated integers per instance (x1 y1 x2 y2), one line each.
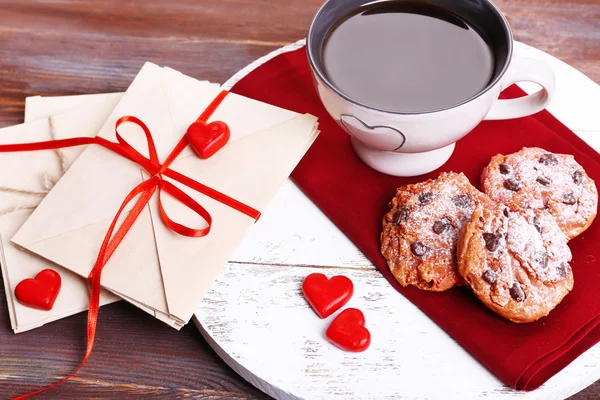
484 56 556 120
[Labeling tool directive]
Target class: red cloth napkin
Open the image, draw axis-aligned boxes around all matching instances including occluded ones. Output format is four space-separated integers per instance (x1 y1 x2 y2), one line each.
230 46 600 391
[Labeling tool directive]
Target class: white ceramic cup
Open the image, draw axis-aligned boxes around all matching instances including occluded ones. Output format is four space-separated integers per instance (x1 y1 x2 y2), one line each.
307 0 556 177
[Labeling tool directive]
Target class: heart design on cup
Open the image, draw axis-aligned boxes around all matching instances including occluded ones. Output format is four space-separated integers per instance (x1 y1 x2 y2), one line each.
340 114 406 152
302 273 354 319
326 308 371 352
15 269 62 311
186 120 230 159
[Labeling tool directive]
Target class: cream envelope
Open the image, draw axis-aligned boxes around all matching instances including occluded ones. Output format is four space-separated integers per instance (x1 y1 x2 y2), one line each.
13 62 319 328
0 93 124 333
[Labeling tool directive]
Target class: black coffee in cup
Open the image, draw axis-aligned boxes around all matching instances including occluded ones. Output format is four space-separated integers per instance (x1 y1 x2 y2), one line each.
321 1 496 113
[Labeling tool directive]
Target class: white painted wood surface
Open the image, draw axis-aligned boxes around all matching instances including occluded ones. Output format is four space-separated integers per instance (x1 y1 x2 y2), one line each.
193 40 600 399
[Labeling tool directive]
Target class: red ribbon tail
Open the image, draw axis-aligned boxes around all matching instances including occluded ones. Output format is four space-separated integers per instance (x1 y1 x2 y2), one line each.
13 179 158 400
163 168 261 221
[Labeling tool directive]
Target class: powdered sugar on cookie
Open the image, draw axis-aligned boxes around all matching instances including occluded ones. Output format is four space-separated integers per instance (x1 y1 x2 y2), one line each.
481 147 598 239
381 172 495 291
458 205 573 323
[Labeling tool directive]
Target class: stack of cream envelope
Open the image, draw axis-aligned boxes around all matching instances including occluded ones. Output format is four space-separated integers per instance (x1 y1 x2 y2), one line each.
1 62 319 331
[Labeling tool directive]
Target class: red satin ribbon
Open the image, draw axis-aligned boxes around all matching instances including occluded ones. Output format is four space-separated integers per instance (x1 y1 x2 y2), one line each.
10 89 259 399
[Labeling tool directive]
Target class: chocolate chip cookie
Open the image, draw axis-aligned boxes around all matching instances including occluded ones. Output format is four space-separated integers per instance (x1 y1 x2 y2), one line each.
381 172 495 291
458 204 573 323
481 147 598 239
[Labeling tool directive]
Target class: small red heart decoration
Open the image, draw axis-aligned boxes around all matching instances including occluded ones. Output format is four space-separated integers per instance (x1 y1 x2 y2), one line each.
302 273 353 319
186 120 230 159
326 308 371 352
15 269 62 311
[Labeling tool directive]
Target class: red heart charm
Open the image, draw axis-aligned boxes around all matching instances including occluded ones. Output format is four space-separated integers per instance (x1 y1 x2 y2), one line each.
186 120 230 159
14 269 62 311
302 273 353 319
326 308 371 352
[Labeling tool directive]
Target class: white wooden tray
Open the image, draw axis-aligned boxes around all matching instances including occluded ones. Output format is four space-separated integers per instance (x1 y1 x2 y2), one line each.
194 40 600 400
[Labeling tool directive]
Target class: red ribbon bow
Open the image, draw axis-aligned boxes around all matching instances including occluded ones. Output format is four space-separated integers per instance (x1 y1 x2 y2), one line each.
8 90 259 399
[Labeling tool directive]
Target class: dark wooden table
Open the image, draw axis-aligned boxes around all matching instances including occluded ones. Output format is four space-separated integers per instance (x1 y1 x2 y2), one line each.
0 1 598 398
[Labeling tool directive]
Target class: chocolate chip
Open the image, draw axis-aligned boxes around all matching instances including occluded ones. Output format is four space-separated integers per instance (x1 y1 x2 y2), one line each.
419 192 435 205
432 217 452 234
509 282 526 302
533 217 542 234
503 208 511 218
572 170 583 185
557 263 570 279
482 269 497 284
451 194 471 208
433 221 447 234
536 175 551 186
539 153 558 166
482 232 503 252
392 207 409 225
503 178 521 191
410 242 429 257
536 252 549 269
562 192 577 205
498 163 512 175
